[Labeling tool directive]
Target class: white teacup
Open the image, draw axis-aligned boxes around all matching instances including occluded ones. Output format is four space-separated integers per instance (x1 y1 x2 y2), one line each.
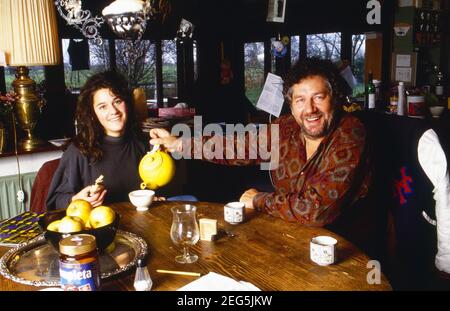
129 189 155 211
310 236 337 266
224 202 245 225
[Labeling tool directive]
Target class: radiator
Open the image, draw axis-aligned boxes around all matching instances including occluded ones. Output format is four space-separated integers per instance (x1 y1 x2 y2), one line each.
0 172 36 220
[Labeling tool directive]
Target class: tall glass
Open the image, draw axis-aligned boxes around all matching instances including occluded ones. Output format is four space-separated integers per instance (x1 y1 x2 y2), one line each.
170 204 200 264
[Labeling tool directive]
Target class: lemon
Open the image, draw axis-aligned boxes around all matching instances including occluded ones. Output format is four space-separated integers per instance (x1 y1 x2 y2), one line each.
67 199 92 224
47 220 61 232
89 205 115 228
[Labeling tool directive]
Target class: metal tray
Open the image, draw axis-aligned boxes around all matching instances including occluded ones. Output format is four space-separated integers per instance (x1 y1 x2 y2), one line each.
0 230 147 287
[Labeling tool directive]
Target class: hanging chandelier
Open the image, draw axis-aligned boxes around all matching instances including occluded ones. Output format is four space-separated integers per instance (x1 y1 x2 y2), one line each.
54 0 170 44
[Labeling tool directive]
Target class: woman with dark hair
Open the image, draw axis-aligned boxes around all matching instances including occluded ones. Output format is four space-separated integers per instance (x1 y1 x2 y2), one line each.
46 70 150 210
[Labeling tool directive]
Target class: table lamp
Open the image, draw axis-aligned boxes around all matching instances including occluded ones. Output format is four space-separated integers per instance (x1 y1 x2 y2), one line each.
0 0 61 151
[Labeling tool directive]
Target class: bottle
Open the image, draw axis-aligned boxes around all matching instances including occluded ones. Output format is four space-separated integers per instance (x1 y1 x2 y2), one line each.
397 82 406 116
365 72 376 110
59 234 101 291
134 255 153 291
389 87 398 114
435 70 444 97
373 79 382 109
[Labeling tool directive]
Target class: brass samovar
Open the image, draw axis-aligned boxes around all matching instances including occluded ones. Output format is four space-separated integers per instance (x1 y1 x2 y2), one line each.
12 66 45 151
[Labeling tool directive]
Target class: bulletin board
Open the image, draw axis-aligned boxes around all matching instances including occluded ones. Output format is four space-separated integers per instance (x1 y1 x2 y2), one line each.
391 52 417 86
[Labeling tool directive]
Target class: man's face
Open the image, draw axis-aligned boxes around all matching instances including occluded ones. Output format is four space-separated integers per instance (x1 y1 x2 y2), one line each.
290 75 334 140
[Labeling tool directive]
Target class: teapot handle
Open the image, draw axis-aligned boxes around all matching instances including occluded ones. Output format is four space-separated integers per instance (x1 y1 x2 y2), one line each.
140 182 147 190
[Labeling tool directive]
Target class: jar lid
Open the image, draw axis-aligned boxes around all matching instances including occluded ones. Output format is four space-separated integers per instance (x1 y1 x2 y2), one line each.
59 234 97 256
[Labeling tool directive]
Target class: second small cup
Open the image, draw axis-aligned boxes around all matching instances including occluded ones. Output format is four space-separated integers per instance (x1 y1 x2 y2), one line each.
310 236 337 266
224 202 245 225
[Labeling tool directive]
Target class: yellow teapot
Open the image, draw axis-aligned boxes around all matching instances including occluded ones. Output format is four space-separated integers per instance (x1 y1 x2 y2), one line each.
139 145 175 190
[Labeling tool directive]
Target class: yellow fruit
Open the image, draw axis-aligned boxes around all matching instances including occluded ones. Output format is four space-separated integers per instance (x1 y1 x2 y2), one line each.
85 220 92 229
139 149 175 190
47 220 61 232
66 199 92 224
58 216 84 233
89 206 115 229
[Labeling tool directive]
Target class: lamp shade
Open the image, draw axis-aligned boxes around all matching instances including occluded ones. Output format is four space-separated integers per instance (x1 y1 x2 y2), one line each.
0 0 60 66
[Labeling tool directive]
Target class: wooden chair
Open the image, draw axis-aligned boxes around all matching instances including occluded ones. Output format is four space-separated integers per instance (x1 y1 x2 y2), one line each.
30 158 60 213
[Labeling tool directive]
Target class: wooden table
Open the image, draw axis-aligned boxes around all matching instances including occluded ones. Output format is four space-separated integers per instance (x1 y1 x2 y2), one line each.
0 201 392 291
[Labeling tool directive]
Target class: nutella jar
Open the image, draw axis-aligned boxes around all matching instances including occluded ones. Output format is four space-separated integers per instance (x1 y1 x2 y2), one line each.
59 234 101 291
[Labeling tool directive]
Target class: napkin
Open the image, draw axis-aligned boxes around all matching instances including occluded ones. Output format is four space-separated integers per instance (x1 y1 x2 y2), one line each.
177 272 261 291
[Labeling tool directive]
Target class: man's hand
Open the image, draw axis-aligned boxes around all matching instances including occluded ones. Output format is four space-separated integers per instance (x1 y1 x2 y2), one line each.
149 128 182 153
239 188 259 209
72 186 107 207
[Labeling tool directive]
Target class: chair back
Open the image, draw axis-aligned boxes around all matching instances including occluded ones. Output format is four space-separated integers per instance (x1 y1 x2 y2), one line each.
30 158 61 213
354 110 438 289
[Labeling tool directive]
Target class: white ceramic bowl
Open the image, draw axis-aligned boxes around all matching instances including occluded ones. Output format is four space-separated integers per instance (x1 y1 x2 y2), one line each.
430 106 445 118
129 189 155 211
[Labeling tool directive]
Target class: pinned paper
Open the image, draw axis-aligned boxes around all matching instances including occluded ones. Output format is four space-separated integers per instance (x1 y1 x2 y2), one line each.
267 0 286 23
256 73 284 117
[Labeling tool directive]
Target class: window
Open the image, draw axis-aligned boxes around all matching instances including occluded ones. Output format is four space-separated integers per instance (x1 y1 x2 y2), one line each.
291 35 300 64
244 42 265 105
62 39 110 92
115 40 156 98
270 38 277 73
4 66 44 92
351 34 366 97
307 32 341 61
162 40 177 99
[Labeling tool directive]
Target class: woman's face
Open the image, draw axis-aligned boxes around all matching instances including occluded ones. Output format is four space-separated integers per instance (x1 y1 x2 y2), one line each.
93 88 128 137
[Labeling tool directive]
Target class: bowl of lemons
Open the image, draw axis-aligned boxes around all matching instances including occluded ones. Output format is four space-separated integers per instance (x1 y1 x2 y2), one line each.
38 200 120 252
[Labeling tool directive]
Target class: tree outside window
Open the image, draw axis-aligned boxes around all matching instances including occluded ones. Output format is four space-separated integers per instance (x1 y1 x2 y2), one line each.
162 40 177 99
244 42 264 105
351 34 366 98
62 39 110 92
307 33 341 61
291 35 300 64
116 40 156 98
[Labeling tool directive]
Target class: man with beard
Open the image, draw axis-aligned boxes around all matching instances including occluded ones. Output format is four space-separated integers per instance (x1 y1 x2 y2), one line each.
150 58 371 228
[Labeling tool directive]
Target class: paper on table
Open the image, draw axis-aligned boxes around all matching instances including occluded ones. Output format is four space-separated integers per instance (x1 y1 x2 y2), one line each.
177 272 261 291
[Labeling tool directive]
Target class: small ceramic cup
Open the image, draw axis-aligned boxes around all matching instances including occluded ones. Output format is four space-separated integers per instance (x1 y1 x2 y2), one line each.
129 189 155 211
310 236 337 266
224 202 245 225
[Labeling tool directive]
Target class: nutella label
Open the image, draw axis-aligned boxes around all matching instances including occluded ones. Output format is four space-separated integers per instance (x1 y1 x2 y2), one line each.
59 260 100 291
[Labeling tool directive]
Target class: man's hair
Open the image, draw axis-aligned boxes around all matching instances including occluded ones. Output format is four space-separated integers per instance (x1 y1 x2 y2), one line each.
74 70 141 162
283 58 351 105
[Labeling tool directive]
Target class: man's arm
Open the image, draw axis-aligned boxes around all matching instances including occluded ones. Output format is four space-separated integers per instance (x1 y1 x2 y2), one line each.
252 128 368 226
151 123 279 167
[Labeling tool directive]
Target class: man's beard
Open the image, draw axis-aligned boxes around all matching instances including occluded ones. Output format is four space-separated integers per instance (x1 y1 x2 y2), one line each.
300 112 333 140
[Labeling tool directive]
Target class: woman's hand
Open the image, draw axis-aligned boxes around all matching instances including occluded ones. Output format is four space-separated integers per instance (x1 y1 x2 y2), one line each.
72 186 107 207
149 128 182 153
239 188 259 209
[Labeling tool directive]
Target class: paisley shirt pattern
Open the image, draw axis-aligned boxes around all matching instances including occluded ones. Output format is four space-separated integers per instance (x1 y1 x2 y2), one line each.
185 112 370 226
